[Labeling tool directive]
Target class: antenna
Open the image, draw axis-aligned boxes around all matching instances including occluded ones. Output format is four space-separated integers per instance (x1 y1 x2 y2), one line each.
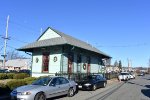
40 28 43 35
1 15 9 69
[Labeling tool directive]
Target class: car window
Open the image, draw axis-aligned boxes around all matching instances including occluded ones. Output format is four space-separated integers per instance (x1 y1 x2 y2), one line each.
96 76 100 80
32 77 51 86
50 78 60 85
59 77 69 84
120 73 129 75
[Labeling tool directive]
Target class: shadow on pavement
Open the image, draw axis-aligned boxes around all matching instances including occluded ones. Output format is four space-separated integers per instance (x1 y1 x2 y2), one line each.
141 89 150 98
142 78 150 80
127 81 145 87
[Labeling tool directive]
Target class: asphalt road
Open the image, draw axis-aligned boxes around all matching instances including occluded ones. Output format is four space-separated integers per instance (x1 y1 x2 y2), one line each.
1 75 150 100
51 75 150 100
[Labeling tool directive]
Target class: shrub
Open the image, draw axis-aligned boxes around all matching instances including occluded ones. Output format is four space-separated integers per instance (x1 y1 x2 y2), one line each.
0 73 7 80
0 83 11 96
6 79 26 90
13 73 30 79
24 77 37 84
0 83 7 88
7 73 14 79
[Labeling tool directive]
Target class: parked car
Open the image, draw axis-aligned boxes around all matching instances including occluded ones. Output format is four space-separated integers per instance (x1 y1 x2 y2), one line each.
138 72 145 76
11 76 77 100
129 73 135 79
0 69 10 73
78 75 107 91
118 72 130 81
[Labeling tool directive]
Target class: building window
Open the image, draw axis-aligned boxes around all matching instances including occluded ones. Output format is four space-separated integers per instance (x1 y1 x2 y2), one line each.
42 53 49 72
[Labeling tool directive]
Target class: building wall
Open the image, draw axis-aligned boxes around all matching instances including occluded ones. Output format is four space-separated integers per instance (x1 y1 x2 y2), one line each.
38 29 61 41
32 46 62 77
31 46 106 77
90 56 100 73
49 46 62 74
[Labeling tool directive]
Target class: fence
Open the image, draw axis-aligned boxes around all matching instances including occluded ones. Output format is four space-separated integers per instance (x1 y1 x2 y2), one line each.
55 72 118 82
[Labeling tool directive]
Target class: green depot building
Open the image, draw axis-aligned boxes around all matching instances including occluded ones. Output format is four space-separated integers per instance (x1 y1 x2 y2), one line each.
18 27 111 80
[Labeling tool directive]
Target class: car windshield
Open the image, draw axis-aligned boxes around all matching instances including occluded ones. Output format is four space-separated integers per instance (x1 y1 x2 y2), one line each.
83 75 96 81
32 77 52 86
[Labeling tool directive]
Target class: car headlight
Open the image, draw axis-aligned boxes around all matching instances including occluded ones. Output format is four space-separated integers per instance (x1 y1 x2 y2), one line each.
18 92 31 95
84 83 91 86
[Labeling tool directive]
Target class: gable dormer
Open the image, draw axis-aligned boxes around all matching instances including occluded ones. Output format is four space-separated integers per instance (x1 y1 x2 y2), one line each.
38 27 61 41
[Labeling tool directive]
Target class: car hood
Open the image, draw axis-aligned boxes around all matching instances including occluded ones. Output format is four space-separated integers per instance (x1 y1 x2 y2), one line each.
15 85 43 92
78 80 94 85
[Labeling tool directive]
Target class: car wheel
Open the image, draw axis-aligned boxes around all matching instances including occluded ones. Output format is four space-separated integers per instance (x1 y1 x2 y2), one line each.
103 82 106 88
67 88 74 97
34 92 46 100
92 85 97 91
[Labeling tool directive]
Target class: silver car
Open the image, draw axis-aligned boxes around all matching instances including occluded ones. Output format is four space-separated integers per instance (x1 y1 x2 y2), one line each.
10 76 77 100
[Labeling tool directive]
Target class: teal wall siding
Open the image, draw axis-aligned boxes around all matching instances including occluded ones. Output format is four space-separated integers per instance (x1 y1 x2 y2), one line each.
32 50 42 73
90 56 99 73
61 53 68 73
31 45 106 77
81 55 87 73
73 53 77 73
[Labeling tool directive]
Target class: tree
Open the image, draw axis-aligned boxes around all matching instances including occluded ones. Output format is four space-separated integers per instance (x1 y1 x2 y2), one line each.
6 50 26 60
114 60 118 67
118 60 122 71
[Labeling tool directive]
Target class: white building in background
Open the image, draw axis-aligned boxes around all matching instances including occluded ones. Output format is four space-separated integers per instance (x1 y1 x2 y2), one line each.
5 59 31 71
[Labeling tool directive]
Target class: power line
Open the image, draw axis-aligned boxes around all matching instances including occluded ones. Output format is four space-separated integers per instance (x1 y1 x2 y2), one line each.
10 36 29 44
95 43 148 48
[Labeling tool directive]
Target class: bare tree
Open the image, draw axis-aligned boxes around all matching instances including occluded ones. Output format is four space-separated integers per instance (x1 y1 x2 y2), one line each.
6 50 26 60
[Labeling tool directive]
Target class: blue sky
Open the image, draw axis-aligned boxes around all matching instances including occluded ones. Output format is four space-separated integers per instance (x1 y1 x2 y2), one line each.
0 0 150 67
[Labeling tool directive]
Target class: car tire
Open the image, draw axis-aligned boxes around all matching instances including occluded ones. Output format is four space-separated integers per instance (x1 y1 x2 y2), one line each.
102 82 106 88
92 85 97 91
34 92 46 100
67 88 74 97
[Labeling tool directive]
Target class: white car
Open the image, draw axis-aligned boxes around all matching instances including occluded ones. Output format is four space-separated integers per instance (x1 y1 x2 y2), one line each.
11 76 77 100
129 73 135 79
118 72 130 81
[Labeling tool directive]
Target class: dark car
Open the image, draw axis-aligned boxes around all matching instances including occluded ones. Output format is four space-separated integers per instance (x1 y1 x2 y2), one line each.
78 75 107 91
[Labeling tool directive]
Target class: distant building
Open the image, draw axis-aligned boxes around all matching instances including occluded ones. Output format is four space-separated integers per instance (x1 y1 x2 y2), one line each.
106 65 120 73
5 59 31 71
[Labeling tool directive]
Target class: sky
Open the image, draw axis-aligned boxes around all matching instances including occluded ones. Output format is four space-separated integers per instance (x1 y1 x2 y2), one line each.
0 0 150 67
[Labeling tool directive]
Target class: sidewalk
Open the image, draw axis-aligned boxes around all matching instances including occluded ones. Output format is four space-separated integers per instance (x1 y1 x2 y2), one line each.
107 78 119 85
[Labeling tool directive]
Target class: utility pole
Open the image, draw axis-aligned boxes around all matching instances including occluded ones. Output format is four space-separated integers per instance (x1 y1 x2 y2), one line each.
1 15 9 69
148 58 150 73
127 58 130 72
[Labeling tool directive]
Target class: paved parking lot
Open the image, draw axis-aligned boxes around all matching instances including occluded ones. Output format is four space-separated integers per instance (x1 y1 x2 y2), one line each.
49 75 150 100
48 78 120 100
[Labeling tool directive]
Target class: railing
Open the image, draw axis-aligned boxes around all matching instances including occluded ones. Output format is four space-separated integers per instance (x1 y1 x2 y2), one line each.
55 72 118 82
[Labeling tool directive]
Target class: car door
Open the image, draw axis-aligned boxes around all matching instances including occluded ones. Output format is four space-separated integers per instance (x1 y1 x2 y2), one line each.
98 75 104 87
47 77 62 98
96 75 101 88
59 77 70 94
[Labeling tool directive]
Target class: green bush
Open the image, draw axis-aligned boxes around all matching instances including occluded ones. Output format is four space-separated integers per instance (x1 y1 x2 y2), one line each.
0 83 7 88
13 73 30 79
0 73 7 80
7 73 14 79
0 83 11 96
6 79 26 90
24 77 37 84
